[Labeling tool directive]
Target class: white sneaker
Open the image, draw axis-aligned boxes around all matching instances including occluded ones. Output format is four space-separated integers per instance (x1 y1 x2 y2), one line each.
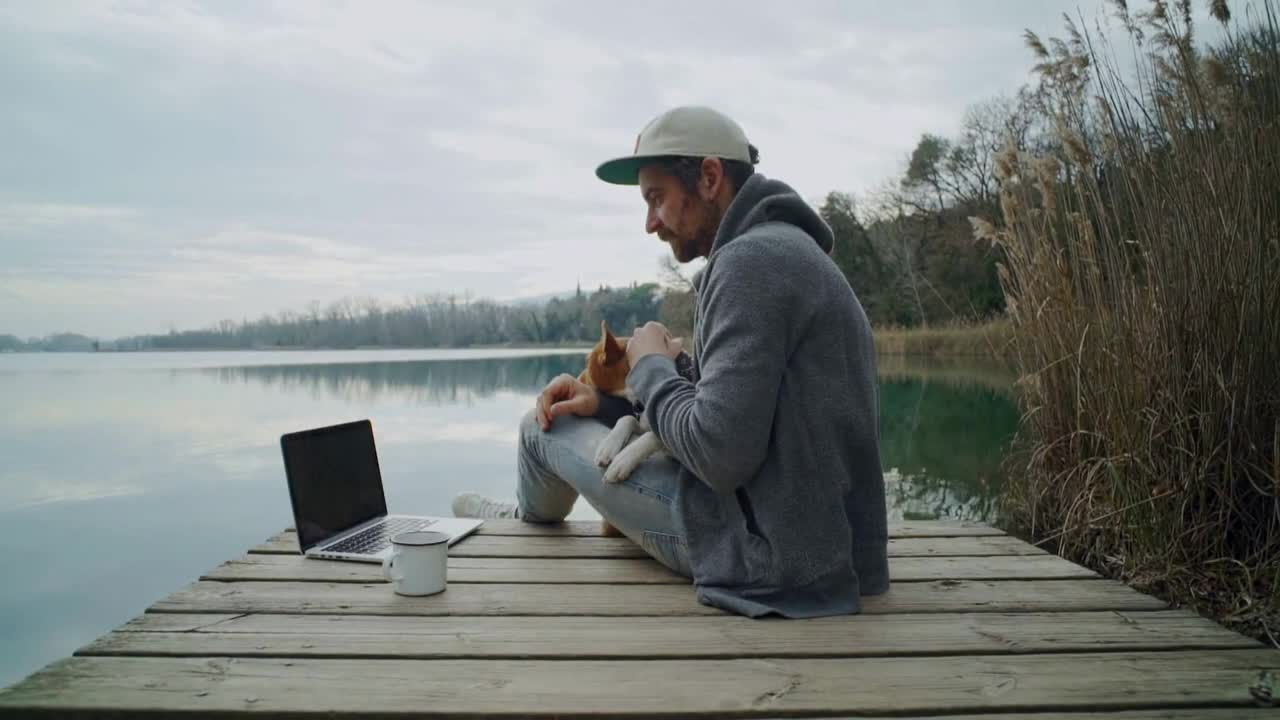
452 492 519 519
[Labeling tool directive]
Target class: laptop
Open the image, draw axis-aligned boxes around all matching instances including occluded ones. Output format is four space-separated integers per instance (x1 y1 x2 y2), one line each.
281 419 482 563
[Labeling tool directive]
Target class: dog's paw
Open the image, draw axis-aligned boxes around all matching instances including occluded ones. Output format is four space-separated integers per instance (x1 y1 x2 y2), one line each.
602 439 648 483
594 417 636 467
594 434 625 468
601 455 638 483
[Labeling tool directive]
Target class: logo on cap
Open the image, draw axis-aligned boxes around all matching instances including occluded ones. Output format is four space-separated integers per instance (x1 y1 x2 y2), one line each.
633 133 641 155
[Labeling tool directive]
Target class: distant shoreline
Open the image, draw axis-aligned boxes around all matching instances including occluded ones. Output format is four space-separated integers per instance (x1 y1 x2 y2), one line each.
2 344 593 354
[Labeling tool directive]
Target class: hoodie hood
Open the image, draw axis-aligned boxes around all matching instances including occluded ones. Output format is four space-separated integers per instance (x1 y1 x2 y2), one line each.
711 174 834 257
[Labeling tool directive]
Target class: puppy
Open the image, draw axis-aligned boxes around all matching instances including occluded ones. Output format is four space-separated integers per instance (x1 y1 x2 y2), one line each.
578 320 692 536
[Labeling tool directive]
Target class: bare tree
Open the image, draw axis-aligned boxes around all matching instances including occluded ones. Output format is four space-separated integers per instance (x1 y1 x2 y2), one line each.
657 254 695 292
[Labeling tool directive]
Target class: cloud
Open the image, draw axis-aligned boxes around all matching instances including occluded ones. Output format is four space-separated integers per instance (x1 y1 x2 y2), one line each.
0 202 137 229
6 0 1199 338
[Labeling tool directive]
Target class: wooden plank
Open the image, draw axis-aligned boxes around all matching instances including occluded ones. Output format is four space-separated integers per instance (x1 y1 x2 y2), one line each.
203 553 1095 584
465 518 1006 538
251 531 1041 558
85 610 1260 659
3 650 1276 717
206 555 684 584
901 707 1280 712
255 533 650 558
115 614 244 633
148 578 1167 616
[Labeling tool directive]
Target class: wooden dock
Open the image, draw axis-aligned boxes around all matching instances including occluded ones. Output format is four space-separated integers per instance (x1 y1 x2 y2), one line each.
2 519 1277 717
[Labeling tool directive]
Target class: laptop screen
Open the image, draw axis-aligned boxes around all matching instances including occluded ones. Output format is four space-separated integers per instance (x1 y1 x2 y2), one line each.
281 419 388 552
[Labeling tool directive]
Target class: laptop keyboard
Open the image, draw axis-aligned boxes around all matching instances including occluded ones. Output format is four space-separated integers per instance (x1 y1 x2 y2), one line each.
324 517 437 555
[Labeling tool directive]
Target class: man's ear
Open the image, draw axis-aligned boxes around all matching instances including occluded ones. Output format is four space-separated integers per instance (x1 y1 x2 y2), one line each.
699 157 725 200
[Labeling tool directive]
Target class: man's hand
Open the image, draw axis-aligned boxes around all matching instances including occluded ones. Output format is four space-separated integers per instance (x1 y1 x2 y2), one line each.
535 374 600 431
626 321 684 368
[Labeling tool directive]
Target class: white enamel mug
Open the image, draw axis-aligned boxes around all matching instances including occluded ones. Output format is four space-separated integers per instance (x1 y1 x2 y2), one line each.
382 530 449 596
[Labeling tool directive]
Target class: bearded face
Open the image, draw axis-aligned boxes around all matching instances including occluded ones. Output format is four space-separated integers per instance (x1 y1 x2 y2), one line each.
638 163 724 263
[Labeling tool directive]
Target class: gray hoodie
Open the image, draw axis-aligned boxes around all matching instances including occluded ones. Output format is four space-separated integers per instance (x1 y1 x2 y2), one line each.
627 173 890 617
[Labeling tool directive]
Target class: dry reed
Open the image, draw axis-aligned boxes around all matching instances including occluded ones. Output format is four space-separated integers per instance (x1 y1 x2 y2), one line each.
984 0 1280 643
873 318 1014 358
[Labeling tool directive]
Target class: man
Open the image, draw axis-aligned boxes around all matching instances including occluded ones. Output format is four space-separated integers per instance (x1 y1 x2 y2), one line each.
454 106 888 617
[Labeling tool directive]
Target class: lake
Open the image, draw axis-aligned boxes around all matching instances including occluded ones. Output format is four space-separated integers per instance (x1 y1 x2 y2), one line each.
0 349 1018 687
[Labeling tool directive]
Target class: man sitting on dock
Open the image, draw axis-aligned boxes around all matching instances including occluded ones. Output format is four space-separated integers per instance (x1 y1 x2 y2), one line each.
454 106 889 618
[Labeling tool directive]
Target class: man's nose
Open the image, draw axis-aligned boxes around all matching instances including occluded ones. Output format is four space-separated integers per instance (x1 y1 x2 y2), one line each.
645 208 662 235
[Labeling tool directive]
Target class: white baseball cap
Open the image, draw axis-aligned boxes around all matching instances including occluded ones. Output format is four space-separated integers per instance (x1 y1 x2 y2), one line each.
595 106 753 185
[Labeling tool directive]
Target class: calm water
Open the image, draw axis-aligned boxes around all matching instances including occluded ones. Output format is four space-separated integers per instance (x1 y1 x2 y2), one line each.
0 349 1018 687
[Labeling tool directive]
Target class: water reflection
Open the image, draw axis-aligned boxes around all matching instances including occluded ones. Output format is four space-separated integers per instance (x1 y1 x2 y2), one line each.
204 354 584 406
878 356 1019 523
207 352 1019 524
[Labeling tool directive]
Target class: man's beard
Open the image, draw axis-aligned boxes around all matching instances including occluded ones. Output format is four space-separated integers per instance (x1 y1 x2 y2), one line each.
669 197 721 262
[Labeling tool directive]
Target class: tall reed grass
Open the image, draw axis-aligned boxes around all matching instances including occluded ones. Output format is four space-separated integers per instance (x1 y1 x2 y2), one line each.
978 0 1280 642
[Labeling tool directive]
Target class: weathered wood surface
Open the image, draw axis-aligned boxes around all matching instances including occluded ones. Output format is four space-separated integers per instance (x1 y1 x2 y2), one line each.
252 530 1046 557
204 552 1097 584
468 518 1008 538
150 578 1167 616
839 714 1279 719
4 519 1277 719
4 650 1276 717
84 610 1258 659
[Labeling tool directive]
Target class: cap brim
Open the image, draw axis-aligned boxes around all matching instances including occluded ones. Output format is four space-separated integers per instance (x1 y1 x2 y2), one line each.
595 155 661 185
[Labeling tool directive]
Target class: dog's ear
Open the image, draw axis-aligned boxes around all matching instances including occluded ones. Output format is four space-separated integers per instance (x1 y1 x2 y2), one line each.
601 320 625 363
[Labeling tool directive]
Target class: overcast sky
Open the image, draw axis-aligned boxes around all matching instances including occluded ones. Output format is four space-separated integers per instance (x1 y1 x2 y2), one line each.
1 0 1203 338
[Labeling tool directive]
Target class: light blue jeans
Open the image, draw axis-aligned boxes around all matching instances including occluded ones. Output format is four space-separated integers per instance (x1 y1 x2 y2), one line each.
516 410 692 577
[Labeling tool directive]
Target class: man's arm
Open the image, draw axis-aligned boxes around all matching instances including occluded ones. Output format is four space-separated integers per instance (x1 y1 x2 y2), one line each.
627 240 795 495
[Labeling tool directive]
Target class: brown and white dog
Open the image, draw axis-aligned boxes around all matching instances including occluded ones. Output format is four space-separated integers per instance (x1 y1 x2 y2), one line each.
579 320 678 482
578 320 690 536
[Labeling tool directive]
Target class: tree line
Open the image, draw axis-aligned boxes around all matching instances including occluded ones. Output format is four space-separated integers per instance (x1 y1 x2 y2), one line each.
5 284 661 351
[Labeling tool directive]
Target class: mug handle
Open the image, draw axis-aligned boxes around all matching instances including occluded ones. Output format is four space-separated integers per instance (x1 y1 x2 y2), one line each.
382 550 403 582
